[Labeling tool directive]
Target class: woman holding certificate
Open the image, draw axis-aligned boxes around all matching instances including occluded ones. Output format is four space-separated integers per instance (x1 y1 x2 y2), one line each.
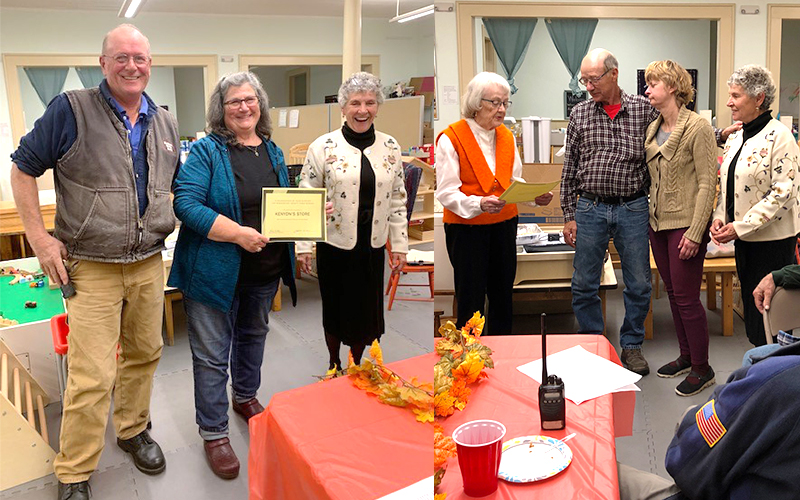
169 71 296 479
435 72 552 335
296 72 408 374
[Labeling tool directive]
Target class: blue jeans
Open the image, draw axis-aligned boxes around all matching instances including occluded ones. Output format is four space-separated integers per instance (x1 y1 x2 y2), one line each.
184 279 279 440
742 344 783 368
572 195 651 348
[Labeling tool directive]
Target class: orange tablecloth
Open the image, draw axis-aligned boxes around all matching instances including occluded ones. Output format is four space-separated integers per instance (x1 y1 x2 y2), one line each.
439 335 635 500
248 354 433 500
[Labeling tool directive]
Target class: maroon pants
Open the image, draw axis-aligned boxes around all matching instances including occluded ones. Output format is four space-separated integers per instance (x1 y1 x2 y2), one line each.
649 226 710 366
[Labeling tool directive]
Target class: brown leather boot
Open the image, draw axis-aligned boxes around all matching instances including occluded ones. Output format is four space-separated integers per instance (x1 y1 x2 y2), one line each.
203 437 240 479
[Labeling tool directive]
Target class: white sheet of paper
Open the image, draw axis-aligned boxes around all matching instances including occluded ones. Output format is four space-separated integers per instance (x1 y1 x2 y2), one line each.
289 109 300 128
278 109 288 128
375 476 433 500
517 345 641 405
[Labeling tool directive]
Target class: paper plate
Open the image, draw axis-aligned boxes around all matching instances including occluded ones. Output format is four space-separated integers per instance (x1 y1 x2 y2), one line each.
498 435 573 483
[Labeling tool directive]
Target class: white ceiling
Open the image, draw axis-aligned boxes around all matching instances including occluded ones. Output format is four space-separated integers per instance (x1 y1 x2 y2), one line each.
0 0 433 18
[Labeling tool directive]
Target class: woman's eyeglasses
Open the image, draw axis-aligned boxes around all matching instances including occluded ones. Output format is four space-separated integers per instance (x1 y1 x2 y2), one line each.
224 96 259 109
481 98 512 109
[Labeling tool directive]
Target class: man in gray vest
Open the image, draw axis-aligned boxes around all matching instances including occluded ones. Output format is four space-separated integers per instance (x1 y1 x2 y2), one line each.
10 24 179 500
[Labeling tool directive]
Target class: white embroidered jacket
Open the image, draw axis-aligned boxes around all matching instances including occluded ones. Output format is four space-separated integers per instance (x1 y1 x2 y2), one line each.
713 119 800 242
296 128 408 253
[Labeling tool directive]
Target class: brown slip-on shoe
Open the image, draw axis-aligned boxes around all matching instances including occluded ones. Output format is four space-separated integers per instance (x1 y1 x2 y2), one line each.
232 397 264 421
204 437 240 479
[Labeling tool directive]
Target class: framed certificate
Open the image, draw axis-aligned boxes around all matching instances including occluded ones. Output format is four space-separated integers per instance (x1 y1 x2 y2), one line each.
261 188 327 242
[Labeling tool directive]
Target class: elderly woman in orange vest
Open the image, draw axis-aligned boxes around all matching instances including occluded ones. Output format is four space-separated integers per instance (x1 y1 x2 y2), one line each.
436 72 553 334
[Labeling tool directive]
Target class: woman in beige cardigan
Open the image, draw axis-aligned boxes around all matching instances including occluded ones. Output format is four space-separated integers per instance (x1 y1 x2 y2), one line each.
297 72 407 374
644 60 718 396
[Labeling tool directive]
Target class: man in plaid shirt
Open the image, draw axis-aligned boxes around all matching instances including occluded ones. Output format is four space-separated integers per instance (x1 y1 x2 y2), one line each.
561 48 656 375
562 49 735 375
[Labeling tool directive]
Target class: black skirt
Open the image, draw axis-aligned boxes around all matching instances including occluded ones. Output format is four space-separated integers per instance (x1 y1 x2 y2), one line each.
316 230 385 346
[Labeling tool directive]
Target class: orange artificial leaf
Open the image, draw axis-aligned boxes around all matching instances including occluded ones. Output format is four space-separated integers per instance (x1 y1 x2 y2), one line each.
434 494 447 500
434 423 457 469
369 339 384 365
434 392 457 417
452 350 485 384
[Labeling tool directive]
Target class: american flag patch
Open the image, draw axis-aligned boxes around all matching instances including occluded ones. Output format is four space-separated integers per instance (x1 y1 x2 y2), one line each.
695 399 727 447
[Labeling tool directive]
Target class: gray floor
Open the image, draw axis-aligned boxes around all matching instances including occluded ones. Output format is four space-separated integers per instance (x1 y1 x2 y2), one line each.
1 253 434 500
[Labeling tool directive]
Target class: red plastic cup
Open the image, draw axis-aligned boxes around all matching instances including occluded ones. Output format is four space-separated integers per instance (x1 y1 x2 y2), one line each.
452 419 507 497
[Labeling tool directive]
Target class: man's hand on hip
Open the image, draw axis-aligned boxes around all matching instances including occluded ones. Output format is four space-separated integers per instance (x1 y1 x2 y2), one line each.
30 234 69 286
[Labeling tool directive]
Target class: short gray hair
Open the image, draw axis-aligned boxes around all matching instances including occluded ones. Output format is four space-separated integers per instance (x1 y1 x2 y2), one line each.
206 71 272 143
338 72 384 107
461 72 510 118
728 64 776 110
602 52 619 72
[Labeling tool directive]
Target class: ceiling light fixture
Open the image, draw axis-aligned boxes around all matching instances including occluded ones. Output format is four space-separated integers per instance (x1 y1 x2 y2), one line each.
390 4 434 23
118 0 146 18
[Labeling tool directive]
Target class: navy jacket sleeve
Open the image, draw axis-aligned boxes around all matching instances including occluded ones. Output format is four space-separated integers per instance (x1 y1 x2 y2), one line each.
666 350 800 500
11 94 77 176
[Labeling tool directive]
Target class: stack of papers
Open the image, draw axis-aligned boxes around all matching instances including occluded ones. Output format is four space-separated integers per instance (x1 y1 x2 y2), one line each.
517 346 641 405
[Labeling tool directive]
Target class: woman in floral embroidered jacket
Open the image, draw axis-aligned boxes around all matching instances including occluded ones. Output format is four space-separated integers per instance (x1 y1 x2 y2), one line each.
711 64 800 347
297 72 408 373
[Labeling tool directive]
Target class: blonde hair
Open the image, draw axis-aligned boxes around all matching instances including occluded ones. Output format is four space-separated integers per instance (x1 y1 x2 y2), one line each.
645 60 695 107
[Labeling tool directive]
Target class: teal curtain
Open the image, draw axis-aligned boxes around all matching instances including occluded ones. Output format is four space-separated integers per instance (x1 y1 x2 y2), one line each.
482 18 538 94
75 67 104 88
545 18 598 95
23 67 69 106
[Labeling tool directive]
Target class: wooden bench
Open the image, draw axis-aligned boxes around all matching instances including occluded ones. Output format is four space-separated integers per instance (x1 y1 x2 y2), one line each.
646 254 736 339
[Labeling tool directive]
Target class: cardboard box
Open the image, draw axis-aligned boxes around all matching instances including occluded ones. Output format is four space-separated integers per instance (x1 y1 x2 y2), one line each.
517 163 565 224
409 76 435 107
423 123 433 144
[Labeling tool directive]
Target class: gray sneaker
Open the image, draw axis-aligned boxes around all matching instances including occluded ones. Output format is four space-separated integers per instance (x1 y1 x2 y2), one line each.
621 348 650 376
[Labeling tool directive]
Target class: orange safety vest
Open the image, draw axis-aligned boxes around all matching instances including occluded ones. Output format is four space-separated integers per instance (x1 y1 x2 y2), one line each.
437 120 518 225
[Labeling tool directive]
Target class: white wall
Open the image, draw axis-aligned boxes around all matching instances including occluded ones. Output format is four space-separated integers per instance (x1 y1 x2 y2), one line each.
310 65 345 104
434 0 800 134
477 19 712 120
0 7 434 200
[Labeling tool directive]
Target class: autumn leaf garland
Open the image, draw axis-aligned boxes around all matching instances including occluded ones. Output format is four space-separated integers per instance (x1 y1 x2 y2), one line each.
433 312 495 493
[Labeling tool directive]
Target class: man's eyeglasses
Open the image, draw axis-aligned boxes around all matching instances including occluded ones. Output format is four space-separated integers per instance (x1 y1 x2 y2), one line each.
578 68 612 87
481 98 512 109
223 96 259 109
103 53 150 66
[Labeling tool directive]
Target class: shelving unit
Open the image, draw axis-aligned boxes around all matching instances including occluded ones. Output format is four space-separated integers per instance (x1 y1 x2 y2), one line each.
403 156 435 246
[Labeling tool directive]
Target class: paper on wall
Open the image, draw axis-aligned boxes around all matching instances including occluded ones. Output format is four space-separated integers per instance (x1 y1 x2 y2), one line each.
517 345 641 405
289 109 300 128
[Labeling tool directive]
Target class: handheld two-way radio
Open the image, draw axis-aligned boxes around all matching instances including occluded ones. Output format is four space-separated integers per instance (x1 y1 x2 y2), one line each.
538 313 566 430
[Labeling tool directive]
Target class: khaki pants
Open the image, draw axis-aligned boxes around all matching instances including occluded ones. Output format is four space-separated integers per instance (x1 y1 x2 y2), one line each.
54 254 164 482
618 462 681 500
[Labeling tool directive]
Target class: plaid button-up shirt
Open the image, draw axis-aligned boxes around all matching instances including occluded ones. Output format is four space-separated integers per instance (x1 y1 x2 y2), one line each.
560 89 659 222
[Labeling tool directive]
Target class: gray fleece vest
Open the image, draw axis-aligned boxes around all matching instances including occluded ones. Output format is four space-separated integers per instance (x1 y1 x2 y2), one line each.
54 88 180 263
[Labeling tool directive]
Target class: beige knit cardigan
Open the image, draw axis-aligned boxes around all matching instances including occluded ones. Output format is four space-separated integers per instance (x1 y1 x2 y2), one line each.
645 106 717 243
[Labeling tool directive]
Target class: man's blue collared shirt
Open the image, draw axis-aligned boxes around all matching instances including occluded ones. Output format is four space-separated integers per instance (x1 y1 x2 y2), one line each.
11 79 157 217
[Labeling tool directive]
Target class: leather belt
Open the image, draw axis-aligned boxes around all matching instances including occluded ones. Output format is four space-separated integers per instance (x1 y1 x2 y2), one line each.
579 191 646 205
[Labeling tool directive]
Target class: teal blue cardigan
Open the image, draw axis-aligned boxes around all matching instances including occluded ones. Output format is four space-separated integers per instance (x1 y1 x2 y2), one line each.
168 133 296 311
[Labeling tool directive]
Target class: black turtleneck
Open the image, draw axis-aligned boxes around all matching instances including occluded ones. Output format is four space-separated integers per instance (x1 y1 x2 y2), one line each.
342 123 378 240
726 110 772 223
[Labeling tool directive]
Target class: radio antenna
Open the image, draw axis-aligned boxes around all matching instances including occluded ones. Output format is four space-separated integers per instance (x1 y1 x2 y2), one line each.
541 313 548 381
